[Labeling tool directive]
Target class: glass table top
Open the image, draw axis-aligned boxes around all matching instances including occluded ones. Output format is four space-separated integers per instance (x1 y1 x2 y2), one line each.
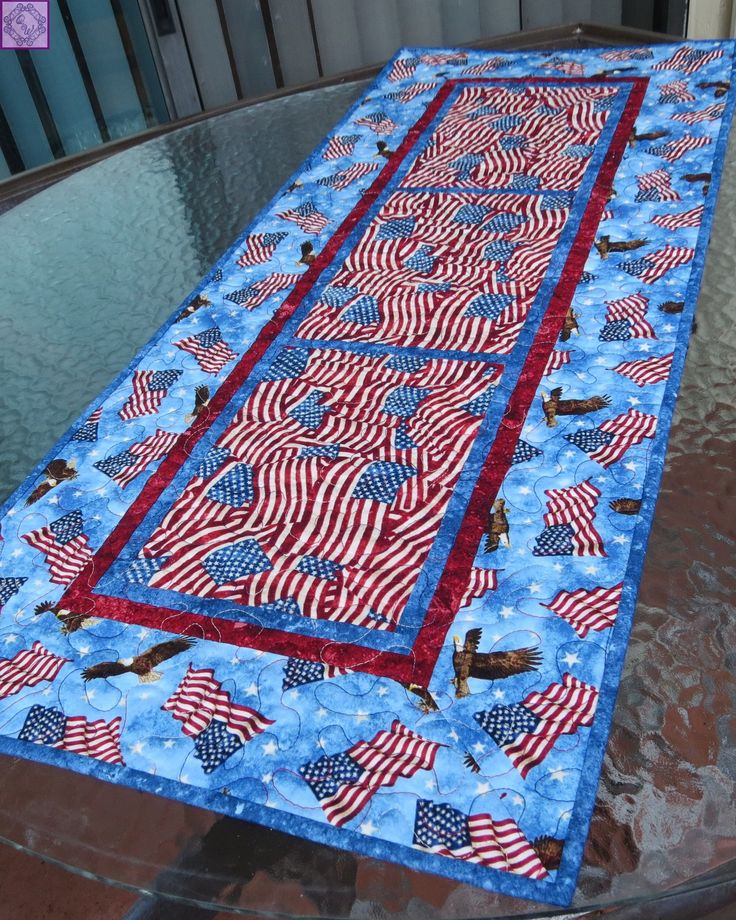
0 77 734 919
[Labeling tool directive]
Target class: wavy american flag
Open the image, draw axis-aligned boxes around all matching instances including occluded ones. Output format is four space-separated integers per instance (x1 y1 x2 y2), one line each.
619 246 695 284
543 349 571 376
22 510 92 585
543 583 623 638
18 705 125 764
658 80 695 104
94 429 180 488
317 161 380 191
612 353 674 387
225 272 301 310
119 369 182 420
300 720 443 826
354 111 397 134
650 205 704 229
460 567 499 608
322 134 361 160
0 642 69 698
647 133 712 163
235 231 288 267
565 409 658 467
413 800 549 879
653 45 724 75
533 480 604 557
174 327 237 374
277 200 330 234
601 292 655 339
635 168 680 202
475 673 599 777
163 664 273 742
387 56 418 82
672 102 726 124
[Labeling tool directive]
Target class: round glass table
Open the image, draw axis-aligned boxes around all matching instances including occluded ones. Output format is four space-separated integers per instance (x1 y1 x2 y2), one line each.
0 78 734 920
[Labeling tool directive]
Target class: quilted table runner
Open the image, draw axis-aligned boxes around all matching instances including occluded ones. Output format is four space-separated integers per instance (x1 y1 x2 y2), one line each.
1 40 734 907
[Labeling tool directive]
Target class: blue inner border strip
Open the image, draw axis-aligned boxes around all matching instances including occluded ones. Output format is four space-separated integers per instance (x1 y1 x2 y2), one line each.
95 79 632 657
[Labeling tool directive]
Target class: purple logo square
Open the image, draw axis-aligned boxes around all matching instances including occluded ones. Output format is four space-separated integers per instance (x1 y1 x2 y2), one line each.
2 2 48 50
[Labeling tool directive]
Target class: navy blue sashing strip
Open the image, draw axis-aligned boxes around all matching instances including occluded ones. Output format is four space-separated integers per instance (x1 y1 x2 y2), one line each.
95 80 633 657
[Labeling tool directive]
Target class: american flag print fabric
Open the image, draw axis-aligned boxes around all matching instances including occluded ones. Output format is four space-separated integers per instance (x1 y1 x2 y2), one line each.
413 799 549 879
565 409 658 468
1 40 734 907
21 510 93 585
543 584 623 638
474 673 599 777
300 719 442 826
0 642 69 698
163 665 273 772
236 232 288 267
18 705 125 764
174 327 237 374
533 481 605 557
119 369 182 420
613 353 675 387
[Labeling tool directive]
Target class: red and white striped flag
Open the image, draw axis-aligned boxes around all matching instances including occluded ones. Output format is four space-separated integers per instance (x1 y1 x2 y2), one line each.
653 46 724 75
57 714 124 765
603 292 655 338
354 112 397 135
236 232 288 267
648 133 712 162
612 353 674 387
636 169 680 202
586 409 658 467
460 567 499 608
385 82 437 103
413 800 549 879
543 349 571 376
387 56 418 82
672 102 725 124
461 57 509 76
543 583 623 637
322 134 361 160
119 369 182 420
300 719 443 826
475 673 598 778
22 510 92 585
163 664 274 743
541 57 584 76
277 201 330 234
420 52 467 66
619 246 695 284
533 480 605 557
226 272 301 310
319 161 380 191
174 327 237 374
650 205 703 229
94 429 181 488
601 48 653 62
658 80 696 103
0 642 69 698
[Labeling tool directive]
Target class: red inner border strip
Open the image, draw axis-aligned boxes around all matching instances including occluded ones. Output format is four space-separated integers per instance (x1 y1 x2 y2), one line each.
61 76 648 684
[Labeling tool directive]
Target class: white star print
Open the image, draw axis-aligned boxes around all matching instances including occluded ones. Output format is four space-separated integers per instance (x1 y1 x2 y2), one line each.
262 740 278 756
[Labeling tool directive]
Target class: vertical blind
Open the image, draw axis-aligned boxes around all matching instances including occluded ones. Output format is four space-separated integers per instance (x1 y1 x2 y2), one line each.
0 0 685 179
